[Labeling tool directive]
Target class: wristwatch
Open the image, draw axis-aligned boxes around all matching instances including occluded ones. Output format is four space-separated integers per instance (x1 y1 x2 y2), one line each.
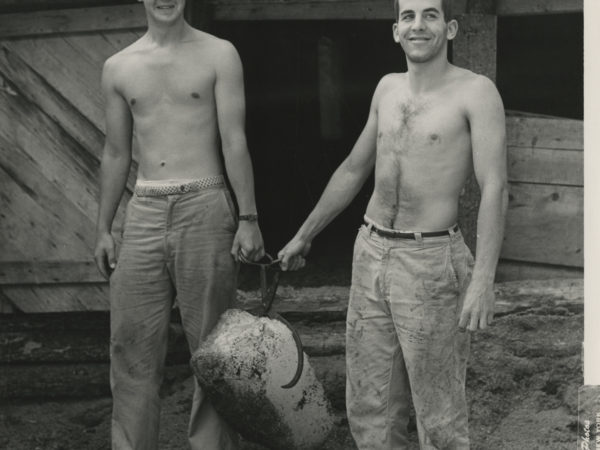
238 213 258 222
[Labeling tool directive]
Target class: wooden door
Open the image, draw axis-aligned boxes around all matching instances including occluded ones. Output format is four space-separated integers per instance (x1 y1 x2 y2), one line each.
0 5 146 312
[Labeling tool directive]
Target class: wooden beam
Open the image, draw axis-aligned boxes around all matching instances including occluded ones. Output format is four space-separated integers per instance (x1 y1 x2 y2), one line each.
0 1 135 14
0 1 394 38
505 114 583 187
209 0 393 21
452 13 497 253
453 14 497 81
496 260 583 282
0 261 105 285
496 0 583 16
0 0 584 39
0 4 146 38
508 147 583 186
318 35 344 140
186 0 213 31
506 113 583 151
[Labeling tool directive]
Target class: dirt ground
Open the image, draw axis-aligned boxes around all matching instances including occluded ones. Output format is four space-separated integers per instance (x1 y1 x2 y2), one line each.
0 284 583 450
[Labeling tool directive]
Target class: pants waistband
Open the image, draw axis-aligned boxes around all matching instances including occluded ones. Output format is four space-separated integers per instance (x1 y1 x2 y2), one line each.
134 175 225 197
363 216 458 240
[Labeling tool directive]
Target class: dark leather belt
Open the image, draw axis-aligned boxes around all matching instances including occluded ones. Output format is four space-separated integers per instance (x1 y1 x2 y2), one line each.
364 220 459 240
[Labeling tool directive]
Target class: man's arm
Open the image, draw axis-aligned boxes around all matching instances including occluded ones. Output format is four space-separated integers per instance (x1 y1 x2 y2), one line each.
94 57 133 279
214 40 264 262
277 76 387 270
459 75 509 331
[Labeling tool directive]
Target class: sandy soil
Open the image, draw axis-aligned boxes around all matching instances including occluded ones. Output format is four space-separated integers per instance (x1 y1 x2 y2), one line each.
0 289 582 450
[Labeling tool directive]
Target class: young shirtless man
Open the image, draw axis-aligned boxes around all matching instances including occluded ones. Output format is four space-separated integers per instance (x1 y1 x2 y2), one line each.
279 0 508 448
94 1 264 448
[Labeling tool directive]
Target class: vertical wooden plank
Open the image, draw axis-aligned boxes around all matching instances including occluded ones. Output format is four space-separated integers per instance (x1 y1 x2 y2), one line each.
318 35 344 140
452 13 498 253
186 0 212 31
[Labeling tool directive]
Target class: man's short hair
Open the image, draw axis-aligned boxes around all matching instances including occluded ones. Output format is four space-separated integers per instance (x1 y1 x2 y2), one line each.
393 0 453 22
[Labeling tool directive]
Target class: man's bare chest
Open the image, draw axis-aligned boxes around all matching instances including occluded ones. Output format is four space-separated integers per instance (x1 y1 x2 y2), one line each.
120 58 216 108
376 95 467 155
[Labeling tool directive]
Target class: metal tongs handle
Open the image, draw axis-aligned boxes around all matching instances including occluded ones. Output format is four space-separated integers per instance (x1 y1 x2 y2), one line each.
239 252 303 389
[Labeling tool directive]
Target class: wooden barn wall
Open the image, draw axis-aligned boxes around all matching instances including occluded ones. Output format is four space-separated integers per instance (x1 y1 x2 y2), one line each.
497 113 583 280
0 6 145 313
0 2 583 313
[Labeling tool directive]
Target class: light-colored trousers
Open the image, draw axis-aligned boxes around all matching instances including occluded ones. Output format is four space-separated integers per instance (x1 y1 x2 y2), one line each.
109 186 239 450
346 222 474 450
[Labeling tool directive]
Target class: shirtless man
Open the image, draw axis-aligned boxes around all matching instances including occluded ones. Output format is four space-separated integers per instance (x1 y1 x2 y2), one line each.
279 0 508 448
94 1 263 448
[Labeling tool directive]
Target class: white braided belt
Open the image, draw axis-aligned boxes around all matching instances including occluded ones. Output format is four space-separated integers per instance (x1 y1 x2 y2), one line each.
134 175 225 197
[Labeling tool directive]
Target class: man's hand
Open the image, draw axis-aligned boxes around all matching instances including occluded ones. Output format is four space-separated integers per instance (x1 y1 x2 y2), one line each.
458 283 495 332
94 231 116 280
278 236 311 271
231 221 264 262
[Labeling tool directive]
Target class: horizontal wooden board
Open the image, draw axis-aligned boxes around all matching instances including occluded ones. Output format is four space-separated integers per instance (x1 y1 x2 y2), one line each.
0 0 582 39
505 114 583 150
0 357 346 404
496 260 583 282
0 261 104 285
0 314 346 364
1 284 110 312
0 0 135 13
0 4 146 38
507 146 583 186
0 362 112 399
501 183 583 267
211 0 393 21
496 0 582 15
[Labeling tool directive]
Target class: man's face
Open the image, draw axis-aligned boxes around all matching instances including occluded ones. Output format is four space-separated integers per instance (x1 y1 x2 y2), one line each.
393 0 457 63
141 0 186 24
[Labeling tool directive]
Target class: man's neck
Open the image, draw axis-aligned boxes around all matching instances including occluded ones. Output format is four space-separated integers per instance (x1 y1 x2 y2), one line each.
406 54 451 94
145 17 191 47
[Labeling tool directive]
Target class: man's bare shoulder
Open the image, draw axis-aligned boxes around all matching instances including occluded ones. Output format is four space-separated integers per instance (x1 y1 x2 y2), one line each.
379 72 407 89
102 35 148 78
107 34 150 62
449 66 500 100
374 72 407 99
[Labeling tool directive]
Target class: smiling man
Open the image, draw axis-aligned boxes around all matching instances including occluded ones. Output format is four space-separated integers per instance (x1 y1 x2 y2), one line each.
94 0 264 448
278 0 508 448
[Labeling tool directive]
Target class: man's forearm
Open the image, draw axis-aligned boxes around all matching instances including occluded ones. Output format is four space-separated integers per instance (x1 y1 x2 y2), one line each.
223 146 258 216
96 150 131 234
471 183 509 287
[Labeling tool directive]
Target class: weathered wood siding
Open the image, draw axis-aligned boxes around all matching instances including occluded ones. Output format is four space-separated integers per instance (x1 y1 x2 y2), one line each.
0 6 145 312
497 113 583 279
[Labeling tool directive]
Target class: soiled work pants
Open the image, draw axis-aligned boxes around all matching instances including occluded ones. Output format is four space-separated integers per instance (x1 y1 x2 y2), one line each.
109 183 239 450
346 222 474 450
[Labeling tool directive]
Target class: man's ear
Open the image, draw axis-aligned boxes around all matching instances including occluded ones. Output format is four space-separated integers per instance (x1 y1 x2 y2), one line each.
392 22 401 43
446 19 458 40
